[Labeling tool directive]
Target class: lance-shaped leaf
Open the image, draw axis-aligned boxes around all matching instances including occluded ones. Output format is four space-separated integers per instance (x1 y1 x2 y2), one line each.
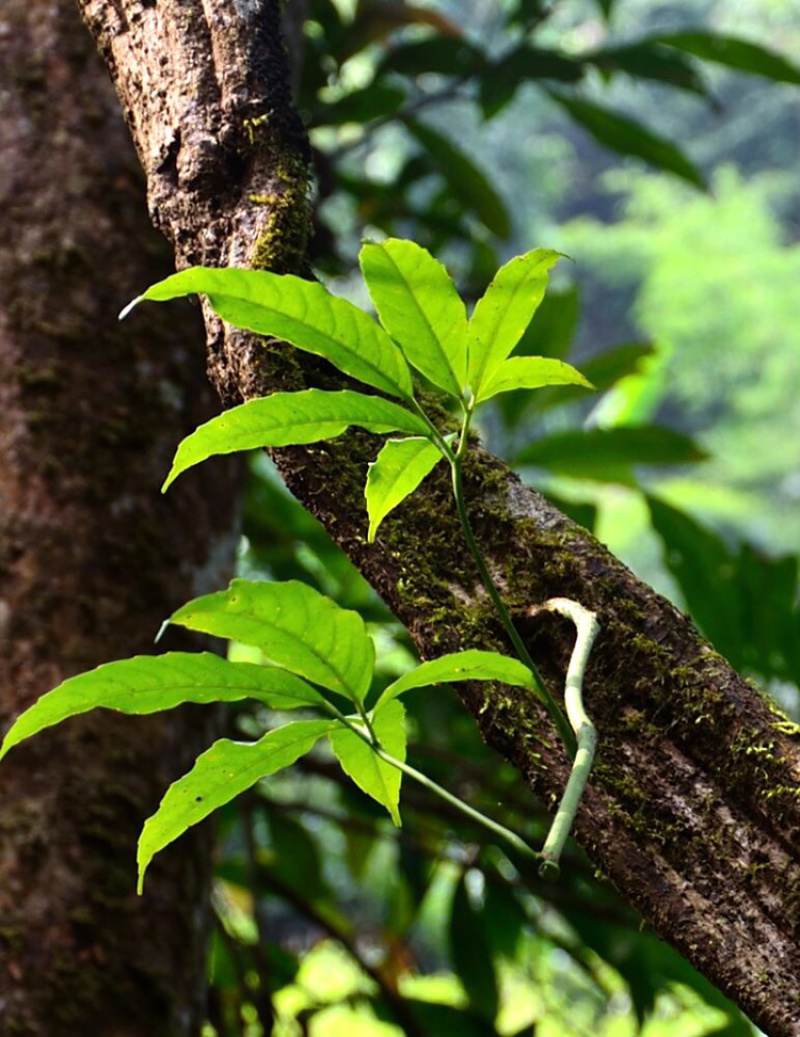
121 267 413 400
359 239 467 396
548 91 705 189
515 425 707 483
137 719 336 892
0 653 327 761
329 701 406 826
406 119 511 239
163 389 430 490
657 31 800 86
170 580 375 704
365 436 445 543
476 356 594 404
375 649 537 711
467 249 562 397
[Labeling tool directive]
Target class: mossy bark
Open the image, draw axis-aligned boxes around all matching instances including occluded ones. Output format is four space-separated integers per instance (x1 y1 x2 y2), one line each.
75 2 800 1034
0 1 241 1032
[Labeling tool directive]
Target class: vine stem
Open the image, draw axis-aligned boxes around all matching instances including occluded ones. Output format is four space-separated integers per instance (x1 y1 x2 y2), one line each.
410 398 576 754
531 598 600 882
320 701 538 863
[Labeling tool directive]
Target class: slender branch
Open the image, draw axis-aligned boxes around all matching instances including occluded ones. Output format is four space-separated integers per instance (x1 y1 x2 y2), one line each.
531 598 601 882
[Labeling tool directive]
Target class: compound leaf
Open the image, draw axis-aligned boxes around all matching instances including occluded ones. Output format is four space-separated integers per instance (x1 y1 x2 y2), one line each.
360 239 467 396
329 700 406 825
170 580 375 704
163 389 429 490
137 719 336 892
0 653 327 761
365 436 445 543
122 267 413 400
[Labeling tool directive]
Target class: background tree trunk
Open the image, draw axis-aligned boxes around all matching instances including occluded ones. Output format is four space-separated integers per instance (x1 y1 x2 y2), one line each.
0 1 240 1032
65 1 800 1034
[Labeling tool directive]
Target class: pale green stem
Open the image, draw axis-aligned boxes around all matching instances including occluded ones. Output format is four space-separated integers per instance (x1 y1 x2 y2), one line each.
533 598 600 882
321 701 537 863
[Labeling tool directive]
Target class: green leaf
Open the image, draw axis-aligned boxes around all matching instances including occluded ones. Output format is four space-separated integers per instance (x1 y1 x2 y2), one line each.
476 356 593 403
405 119 511 239
320 83 406 126
122 267 413 401
657 31 800 86
329 700 406 825
449 873 499 1021
0 653 327 761
365 436 445 543
360 239 468 396
585 42 708 97
377 37 487 79
509 341 654 419
479 44 584 118
376 649 536 711
137 719 336 892
548 91 706 189
514 425 707 482
170 579 375 704
513 284 579 361
646 495 744 669
467 248 562 397
163 389 429 490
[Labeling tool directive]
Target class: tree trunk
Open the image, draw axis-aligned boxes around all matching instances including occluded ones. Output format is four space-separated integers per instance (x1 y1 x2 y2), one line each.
72 2 800 1034
0 1 240 1032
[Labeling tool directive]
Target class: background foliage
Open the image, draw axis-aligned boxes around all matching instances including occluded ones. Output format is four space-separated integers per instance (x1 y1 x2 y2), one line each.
180 1 800 1032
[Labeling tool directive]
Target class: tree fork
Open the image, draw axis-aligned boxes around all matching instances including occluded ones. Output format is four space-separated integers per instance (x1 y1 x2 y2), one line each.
76 1 800 1033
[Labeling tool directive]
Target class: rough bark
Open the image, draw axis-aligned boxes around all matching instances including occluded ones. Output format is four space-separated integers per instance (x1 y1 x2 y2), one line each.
0 1 240 1032
74 2 800 1034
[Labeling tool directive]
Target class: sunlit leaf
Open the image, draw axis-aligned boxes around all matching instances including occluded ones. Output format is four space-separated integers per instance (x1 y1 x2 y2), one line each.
476 355 593 403
658 31 800 86
376 649 536 711
329 700 406 825
515 425 707 482
122 267 413 400
360 239 467 395
163 389 429 490
170 580 375 704
548 91 706 189
137 719 336 892
467 248 562 397
0 653 327 761
405 119 511 238
365 436 445 543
